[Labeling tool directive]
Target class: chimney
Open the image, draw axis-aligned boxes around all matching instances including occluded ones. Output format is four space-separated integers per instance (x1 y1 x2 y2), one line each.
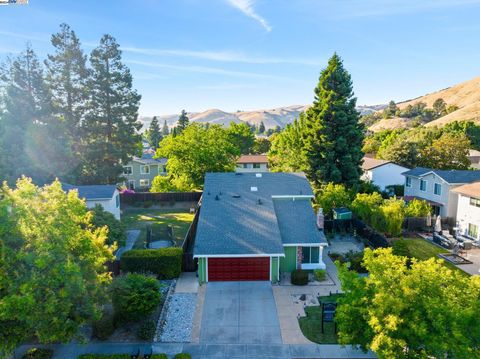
316 208 324 230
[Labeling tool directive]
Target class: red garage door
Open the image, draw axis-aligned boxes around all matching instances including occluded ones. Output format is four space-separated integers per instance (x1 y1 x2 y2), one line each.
208 257 270 281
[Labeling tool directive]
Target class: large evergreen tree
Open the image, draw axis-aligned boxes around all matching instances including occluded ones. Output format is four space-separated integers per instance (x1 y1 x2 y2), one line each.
161 119 169 136
302 53 364 190
82 34 141 184
177 109 189 133
147 116 162 148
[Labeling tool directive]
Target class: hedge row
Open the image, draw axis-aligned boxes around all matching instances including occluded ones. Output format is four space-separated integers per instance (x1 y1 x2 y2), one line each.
78 355 168 359
121 247 182 279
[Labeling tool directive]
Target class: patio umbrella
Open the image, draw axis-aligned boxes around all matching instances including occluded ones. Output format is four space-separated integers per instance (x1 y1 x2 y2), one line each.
435 215 442 234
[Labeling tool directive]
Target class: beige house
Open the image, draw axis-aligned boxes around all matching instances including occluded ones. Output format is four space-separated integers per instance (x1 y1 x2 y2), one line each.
469 149 480 169
236 154 269 173
453 182 480 242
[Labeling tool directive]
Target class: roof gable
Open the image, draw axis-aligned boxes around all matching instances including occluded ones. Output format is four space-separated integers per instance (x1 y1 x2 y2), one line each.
63 183 117 200
402 167 480 184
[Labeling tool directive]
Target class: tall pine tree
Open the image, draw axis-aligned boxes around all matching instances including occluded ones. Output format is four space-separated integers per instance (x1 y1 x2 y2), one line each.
82 34 141 184
147 116 162 148
177 109 189 133
302 53 364 190
161 119 169 136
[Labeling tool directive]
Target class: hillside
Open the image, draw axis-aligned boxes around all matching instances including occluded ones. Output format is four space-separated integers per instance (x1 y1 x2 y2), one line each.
139 104 380 131
369 76 480 131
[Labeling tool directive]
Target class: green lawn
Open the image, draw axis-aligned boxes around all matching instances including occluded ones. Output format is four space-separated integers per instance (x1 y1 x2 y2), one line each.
122 209 195 248
298 294 343 344
392 238 469 275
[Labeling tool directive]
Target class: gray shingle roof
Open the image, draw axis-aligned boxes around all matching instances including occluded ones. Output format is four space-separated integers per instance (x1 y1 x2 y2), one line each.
193 172 327 257
63 183 117 200
402 167 480 184
132 153 167 165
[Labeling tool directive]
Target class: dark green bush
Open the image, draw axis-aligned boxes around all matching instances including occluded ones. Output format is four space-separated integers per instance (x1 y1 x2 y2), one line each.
343 251 367 273
291 269 308 285
173 354 191 359
77 355 129 359
111 273 161 322
152 354 168 359
137 319 156 340
22 348 53 359
313 269 327 281
92 311 115 340
91 204 126 246
121 247 182 279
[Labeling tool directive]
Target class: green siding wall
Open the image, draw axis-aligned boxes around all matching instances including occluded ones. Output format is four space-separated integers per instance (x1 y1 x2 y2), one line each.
198 257 207 283
271 257 279 282
280 246 297 273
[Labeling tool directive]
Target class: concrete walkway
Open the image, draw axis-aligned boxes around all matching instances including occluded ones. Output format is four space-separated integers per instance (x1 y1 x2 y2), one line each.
15 343 376 359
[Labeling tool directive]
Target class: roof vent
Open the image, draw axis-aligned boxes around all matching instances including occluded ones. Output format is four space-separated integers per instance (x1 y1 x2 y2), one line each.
232 194 241 198
257 198 263 205
215 195 219 201
250 186 258 192
235 172 243 176
207 191 210 195
256 173 262 178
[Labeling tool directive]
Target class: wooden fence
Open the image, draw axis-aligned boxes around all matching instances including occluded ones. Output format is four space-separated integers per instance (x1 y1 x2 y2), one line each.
181 209 200 272
120 191 202 205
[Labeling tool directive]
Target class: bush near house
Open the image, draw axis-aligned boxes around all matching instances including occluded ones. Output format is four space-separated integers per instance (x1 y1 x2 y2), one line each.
291 269 309 285
22 348 54 359
313 269 327 281
92 311 115 341
137 319 157 340
111 273 162 322
121 247 182 279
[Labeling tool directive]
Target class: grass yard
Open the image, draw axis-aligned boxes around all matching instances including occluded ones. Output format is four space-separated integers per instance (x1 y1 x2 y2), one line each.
298 293 343 344
392 238 469 275
122 209 195 248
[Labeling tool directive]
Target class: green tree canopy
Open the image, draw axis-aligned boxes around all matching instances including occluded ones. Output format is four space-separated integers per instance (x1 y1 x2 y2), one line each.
302 53 364 190
0 178 114 357
146 116 162 148
155 123 240 190
177 109 189 133
91 204 126 246
336 248 480 359
227 122 255 154
316 182 352 218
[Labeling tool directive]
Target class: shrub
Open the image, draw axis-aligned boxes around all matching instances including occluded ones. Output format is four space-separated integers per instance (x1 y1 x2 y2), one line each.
77 355 130 359
316 183 351 218
91 204 126 246
111 273 161 322
22 348 54 359
405 198 431 217
151 355 168 359
351 192 383 223
343 251 367 273
137 319 156 340
173 354 191 359
92 311 115 340
291 269 308 285
313 269 327 281
121 247 182 279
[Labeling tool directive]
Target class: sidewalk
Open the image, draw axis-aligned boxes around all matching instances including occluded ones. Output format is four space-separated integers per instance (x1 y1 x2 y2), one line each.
15 343 377 359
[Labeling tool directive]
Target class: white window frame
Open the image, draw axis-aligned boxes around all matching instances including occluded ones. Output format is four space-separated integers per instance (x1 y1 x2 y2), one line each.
140 165 150 174
420 179 427 192
406 177 412 188
123 166 133 175
434 183 442 196
140 179 150 187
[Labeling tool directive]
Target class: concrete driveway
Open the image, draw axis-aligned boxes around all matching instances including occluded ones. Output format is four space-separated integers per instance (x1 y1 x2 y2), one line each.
200 281 282 344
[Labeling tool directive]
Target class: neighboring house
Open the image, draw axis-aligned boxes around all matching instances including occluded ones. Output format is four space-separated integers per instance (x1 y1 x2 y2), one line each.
469 149 480 169
402 167 480 220
453 182 480 241
236 154 269 172
193 172 328 283
122 152 167 191
361 157 409 191
63 183 121 220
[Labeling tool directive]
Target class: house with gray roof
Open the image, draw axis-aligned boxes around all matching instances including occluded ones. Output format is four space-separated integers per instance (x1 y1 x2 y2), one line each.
62 183 120 220
193 172 328 283
402 167 480 220
122 151 167 191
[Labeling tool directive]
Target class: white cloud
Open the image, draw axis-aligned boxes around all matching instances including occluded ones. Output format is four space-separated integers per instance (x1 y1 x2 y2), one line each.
225 0 271 32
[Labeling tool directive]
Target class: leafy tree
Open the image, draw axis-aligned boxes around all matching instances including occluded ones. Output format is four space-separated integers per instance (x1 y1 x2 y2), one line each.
177 109 189 133
258 121 266 134
147 116 162 148
227 122 255 154
443 120 480 150
316 182 351 218
156 123 239 190
161 119 169 136
378 198 405 237
336 248 480 359
0 178 113 356
420 132 470 169
82 34 142 184
383 100 398 118
351 192 383 223
302 53 364 190
404 198 431 217
268 113 307 172
150 175 179 192
111 273 161 322
91 204 126 246
432 98 447 118
251 137 271 154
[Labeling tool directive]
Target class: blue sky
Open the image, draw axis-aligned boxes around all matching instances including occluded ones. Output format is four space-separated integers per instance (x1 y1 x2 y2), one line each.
1 0 480 116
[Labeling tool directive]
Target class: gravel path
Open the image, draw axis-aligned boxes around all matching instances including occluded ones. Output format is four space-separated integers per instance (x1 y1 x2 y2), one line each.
157 293 197 342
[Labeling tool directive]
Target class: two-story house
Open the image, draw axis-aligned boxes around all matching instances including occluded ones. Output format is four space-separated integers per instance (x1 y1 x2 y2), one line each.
361 157 409 191
402 167 480 220
122 152 167 191
453 182 480 242
236 154 269 173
